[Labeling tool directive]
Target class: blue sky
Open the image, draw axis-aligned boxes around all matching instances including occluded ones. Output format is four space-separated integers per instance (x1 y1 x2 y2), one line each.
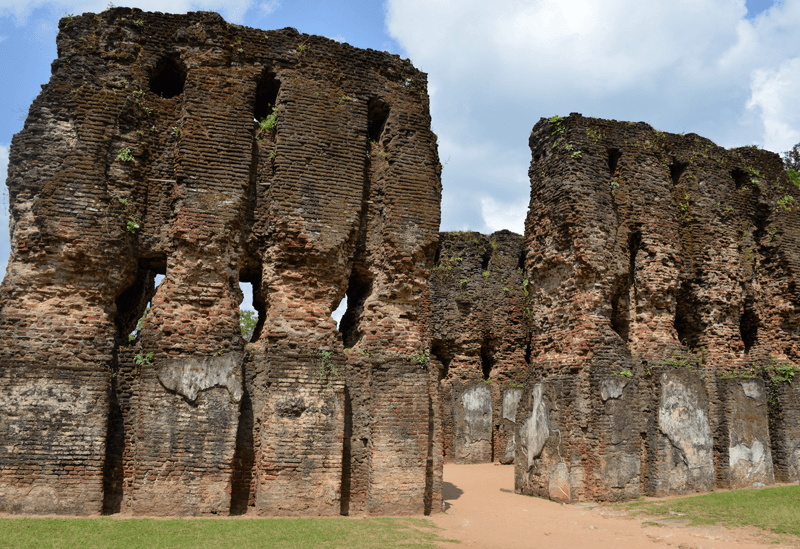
1 0 799 318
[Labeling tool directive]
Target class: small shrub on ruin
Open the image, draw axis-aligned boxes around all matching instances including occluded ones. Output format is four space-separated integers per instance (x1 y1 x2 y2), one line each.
117 147 134 162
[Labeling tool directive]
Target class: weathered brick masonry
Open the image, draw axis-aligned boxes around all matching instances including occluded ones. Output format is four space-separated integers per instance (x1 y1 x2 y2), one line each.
515 114 800 501
3 12 800 516
429 231 528 464
0 9 441 516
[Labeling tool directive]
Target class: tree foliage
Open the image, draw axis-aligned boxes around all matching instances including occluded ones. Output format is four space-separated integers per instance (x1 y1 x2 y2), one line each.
240 309 258 342
783 143 800 190
782 143 800 171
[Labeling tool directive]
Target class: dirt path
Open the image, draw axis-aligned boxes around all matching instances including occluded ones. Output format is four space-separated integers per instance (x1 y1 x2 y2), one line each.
429 463 798 549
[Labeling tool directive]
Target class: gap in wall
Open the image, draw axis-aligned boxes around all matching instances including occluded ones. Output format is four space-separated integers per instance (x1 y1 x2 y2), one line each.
150 57 186 99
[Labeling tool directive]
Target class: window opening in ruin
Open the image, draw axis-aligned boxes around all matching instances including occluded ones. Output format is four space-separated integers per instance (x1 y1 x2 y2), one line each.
339 267 372 349
116 263 163 344
149 57 186 99
607 148 622 176
254 69 280 122
740 297 759 353
368 99 390 143
127 274 164 342
610 232 639 343
674 283 703 351
731 168 749 190
518 249 526 271
669 159 688 186
431 340 453 380
480 341 494 380
332 295 348 330
238 278 265 343
480 245 492 270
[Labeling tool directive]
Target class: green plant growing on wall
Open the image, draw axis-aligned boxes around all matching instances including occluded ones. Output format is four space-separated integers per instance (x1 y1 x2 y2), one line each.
259 106 278 132
549 114 565 136
613 368 633 378
134 352 154 368
126 215 140 234
129 306 149 342
776 195 795 212
586 127 603 143
113 195 141 235
117 147 134 162
408 349 429 368
508 363 526 388
316 349 341 389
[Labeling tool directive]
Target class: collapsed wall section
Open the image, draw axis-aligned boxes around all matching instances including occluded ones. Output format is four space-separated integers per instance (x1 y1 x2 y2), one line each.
517 114 800 501
0 9 441 516
429 231 528 463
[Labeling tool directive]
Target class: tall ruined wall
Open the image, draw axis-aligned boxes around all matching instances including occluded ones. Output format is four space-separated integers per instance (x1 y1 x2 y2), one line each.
0 9 441 516
516 114 800 502
429 230 527 464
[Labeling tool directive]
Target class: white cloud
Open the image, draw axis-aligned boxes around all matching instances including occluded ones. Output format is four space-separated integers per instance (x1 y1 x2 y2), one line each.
387 0 800 233
748 57 800 153
480 197 525 235
260 0 279 17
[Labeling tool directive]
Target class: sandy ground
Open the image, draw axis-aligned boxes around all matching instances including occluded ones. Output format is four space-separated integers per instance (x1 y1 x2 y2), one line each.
430 463 799 549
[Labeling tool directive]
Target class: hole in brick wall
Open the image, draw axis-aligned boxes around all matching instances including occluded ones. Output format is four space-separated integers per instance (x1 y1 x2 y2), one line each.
367 98 390 142
149 56 186 99
116 264 163 343
339 267 373 349
332 295 347 329
607 148 622 176
481 341 494 380
731 168 748 190
431 340 453 380
480 245 492 270
740 297 759 353
669 159 688 186
611 232 640 342
238 274 265 343
674 284 702 351
524 337 532 365
533 154 541 163
105 261 163 515
518 249 526 271
254 69 281 122
126 274 165 342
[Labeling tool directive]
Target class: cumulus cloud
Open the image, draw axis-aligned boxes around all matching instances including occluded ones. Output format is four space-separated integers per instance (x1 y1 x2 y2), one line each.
260 0 279 17
480 197 526 235
387 0 800 232
748 56 800 152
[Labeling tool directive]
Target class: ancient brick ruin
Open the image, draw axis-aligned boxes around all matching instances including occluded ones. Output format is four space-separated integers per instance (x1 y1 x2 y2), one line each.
429 231 527 465
2 11 800 518
515 114 800 501
0 9 441 516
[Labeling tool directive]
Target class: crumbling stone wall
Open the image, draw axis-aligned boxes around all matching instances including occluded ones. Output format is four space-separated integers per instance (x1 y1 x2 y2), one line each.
516 114 799 501
429 231 528 464
0 9 441 516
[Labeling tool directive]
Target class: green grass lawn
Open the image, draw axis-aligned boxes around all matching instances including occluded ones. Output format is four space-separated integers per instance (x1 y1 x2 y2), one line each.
0 516 458 549
624 484 800 539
